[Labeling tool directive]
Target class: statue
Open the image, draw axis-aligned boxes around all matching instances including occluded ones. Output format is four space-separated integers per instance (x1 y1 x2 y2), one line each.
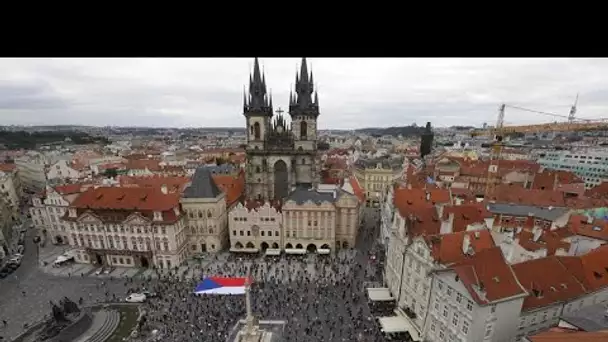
50 301 67 323
60 296 80 314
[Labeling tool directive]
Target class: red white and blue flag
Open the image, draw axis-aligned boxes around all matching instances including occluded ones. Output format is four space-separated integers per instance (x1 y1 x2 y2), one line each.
194 277 252 295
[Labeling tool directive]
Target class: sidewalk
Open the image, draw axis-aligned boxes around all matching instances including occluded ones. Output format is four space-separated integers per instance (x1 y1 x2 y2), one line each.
36 244 214 281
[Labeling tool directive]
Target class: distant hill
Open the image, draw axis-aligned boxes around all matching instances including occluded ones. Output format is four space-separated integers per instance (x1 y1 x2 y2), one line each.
0 131 108 149
355 125 426 137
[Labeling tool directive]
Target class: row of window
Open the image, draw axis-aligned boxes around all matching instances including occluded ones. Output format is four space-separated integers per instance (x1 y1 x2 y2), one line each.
71 223 168 235
71 234 171 252
233 216 276 222
233 230 279 237
437 280 475 312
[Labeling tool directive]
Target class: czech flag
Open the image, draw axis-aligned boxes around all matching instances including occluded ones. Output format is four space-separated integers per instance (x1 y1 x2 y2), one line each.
194 276 251 295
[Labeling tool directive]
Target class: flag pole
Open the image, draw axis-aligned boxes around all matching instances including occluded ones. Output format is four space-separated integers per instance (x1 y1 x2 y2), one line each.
245 274 253 333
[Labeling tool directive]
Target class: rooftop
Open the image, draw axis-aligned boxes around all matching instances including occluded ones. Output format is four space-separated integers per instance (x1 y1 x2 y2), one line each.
560 301 608 332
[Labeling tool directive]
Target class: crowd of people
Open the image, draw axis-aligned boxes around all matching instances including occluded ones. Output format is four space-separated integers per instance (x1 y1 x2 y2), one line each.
134 209 392 342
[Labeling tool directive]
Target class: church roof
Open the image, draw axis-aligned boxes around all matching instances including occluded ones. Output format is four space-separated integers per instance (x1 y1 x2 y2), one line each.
286 187 338 204
183 167 221 199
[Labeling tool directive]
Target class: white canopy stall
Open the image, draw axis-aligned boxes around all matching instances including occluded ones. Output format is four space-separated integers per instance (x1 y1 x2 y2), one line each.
284 248 306 255
378 315 421 341
366 288 394 302
264 249 281 256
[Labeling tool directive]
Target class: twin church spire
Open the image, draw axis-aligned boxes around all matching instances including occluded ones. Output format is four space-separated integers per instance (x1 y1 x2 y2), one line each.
243 57 319 118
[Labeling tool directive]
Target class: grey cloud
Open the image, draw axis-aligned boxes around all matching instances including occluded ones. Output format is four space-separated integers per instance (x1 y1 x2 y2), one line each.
0 58 608 128
0 81 67 110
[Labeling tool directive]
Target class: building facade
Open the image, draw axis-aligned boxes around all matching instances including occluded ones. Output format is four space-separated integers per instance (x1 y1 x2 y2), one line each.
537 149 608 189
46 159 84 182
354 155 405 207
181 168 229 254
228 200 283 252
62 186 188 269
228 184 361 252
15 151 47 193
244 57 320 201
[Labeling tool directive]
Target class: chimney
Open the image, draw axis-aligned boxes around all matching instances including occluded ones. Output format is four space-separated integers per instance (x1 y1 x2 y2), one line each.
553 173 559 191
462 233 471 255
533 228 542 242
161 184 168 194
425 191 431 202
587 215 593 224
407 183 412 190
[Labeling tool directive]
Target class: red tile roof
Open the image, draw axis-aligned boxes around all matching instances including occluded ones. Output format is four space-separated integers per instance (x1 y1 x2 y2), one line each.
0 163 16 172
393 188 451 216
212 171 245 207
532 169 584 191
516 229 572 255
490 184 566 207
529 330 608 342
126 159 161 171
442 203 492 232
54 183 92 195
425 229 496 265
71 186 180 211
512 256 587 311
557 245 608 292
401 206 442 237
119 175 190 193
349 176 365 203
450 247 526 305
586 182 608 200
568 215 608 241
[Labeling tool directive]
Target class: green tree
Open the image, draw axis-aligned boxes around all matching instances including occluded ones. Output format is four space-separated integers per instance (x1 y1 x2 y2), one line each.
104 168 118 179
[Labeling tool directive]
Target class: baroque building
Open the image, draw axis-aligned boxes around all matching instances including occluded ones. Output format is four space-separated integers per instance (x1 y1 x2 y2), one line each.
244 57 320 201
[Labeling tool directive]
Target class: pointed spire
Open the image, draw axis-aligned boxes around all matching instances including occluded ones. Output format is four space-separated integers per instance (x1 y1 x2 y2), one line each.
253 57 262 84
309 71 314 90
314 91 319 106
299 57 309 83
243 85 248 108
269 90 273 111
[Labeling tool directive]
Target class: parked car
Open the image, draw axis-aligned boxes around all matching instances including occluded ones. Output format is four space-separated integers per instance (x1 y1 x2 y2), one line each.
125 293 146 303
95 267 104 275
9 255 22 266
142 290 157 298
103 267 115 274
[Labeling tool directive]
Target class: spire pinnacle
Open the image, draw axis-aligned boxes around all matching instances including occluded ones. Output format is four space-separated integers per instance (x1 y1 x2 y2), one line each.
299 57 309 83
253 57 262 84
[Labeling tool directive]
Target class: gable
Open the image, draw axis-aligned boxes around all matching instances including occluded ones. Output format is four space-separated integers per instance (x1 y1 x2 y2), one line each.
124 212 151 225
76 212 103 224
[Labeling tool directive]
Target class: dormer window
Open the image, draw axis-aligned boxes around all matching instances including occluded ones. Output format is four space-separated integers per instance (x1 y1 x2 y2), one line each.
153 211 163 221
69 208 77 218
33 198 41 206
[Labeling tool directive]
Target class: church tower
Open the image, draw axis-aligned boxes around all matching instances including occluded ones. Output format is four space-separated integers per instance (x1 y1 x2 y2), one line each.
289 57 320 187
244 58 273 198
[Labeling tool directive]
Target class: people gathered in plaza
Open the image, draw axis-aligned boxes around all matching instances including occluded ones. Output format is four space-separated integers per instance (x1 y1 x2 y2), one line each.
132 211 389 342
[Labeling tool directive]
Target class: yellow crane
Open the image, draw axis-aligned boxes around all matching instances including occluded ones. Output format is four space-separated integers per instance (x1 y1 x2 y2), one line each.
484 104 505 198
472 97 608 136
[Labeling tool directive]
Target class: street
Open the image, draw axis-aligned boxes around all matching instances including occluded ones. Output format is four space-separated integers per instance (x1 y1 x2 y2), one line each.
0 207 385 341
0 225 131 340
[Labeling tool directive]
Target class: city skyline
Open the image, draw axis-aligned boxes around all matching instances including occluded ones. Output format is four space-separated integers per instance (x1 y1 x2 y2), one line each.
0 58 606 129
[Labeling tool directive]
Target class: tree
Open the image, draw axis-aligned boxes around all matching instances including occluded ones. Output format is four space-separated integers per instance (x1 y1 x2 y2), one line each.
104 168 118 179
215 157 226 165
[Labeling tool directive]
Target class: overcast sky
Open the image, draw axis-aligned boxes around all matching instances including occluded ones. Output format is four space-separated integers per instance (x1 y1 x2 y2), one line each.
0 58 605 129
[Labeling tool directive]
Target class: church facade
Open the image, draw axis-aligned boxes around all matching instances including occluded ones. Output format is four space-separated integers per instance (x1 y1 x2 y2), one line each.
243 57 320 201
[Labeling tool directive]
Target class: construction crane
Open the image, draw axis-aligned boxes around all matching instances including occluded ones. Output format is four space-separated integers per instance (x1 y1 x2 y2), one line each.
471 96 608 136
484 104 505 198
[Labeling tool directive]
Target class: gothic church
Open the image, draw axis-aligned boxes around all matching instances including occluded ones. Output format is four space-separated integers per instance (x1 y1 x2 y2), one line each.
243 57 320 201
